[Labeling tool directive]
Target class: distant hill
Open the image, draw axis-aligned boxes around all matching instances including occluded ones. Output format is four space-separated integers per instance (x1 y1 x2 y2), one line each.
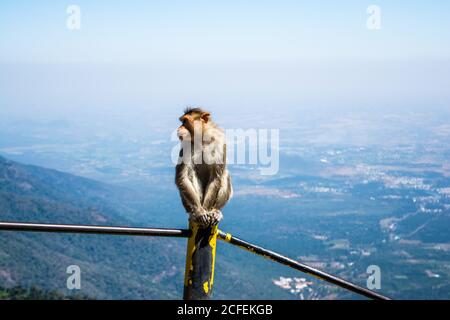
0 155 185 299
0 155 149 224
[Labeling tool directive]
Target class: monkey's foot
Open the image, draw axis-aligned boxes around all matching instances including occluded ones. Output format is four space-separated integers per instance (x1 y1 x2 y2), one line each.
208 209 223 226
190 212 210 228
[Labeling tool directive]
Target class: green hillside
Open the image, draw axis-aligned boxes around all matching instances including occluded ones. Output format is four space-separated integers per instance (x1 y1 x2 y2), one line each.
0 155 186 299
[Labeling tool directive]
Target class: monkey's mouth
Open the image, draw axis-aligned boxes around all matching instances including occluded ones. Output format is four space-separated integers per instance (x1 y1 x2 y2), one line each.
177 128 191 141
178 133 191 142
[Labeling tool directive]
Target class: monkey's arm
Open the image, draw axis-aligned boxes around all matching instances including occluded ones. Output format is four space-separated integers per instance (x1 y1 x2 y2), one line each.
202 168 232 211
176 164 206 215
203 143 232 211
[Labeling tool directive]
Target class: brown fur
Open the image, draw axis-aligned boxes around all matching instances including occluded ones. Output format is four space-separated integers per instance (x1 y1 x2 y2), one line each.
175 108 233 227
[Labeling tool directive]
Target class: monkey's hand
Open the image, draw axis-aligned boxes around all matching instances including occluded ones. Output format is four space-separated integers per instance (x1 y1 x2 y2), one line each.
189 209 210 228
208 209 223 226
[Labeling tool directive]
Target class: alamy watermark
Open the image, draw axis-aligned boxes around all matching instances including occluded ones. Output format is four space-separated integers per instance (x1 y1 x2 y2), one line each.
171 128 280 176
366 265 381 290
66 5 81 30
66 265 81 290
366 5 382 30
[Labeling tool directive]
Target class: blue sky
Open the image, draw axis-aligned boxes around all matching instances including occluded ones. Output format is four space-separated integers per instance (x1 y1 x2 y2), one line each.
1 0 449 63
0 1 449 117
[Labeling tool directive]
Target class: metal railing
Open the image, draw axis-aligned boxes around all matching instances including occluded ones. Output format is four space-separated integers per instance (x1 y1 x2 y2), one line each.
0 220 391 300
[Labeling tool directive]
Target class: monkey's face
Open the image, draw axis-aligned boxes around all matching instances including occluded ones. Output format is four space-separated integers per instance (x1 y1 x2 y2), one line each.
177 115 194 141
178 111 210 141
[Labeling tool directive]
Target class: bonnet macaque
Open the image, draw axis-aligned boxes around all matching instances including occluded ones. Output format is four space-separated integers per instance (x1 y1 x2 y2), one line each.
175 108 232 227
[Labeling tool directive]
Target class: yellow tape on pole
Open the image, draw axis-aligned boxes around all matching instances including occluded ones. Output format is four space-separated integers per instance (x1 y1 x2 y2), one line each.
183 221 218 300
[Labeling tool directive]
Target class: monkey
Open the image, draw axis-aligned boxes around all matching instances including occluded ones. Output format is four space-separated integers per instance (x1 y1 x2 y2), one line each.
175 107 233 227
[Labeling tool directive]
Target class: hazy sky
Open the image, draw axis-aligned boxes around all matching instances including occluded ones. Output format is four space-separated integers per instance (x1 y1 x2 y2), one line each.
0 1 449 117
1 0 450 62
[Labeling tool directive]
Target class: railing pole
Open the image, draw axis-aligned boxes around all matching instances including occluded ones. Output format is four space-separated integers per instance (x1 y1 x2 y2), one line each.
218 230 391 300
183 222 218 300
0 221 191 238
0 220 392 300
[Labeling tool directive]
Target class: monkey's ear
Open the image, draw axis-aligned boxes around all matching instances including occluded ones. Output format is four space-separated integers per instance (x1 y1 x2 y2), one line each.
201 112 211 123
